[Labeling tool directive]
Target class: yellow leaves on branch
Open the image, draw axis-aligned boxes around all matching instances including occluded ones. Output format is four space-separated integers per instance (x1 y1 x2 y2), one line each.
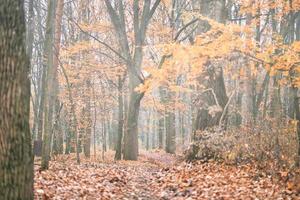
272 41 300 87
239 0 300 17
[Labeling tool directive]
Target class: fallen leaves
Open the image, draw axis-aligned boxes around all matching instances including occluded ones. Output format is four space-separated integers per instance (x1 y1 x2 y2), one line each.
152 161 300 199
34 152 299 199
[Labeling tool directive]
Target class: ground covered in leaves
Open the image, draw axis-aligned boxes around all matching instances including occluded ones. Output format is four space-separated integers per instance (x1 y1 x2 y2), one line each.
35 151 299 199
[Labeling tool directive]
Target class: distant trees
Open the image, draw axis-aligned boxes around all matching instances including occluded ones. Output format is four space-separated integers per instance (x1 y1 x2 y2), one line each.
0 0 33 199
24 0 299 166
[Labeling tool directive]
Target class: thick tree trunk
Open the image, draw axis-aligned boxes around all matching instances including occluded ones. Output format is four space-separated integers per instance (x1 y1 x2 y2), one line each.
0 1 33 198
123 74 144 160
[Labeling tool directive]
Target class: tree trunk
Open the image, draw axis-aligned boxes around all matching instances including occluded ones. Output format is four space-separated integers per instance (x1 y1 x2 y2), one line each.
0 1 33 198
158 114 164 149
41 0 57 170
165 108 176 154
293 87 300 166
152 110 157 149
123 73 144 160
83 80 92 158
146 112 151 150
52 0 65 156
115 76 124 160
92 82 97 158
52 100 63 155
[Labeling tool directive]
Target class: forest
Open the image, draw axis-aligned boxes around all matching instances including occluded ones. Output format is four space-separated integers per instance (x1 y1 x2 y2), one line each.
0 0 300 199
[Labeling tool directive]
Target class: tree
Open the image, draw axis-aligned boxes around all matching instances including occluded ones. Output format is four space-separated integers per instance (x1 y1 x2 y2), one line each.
105 0 161 160
0 0 33 199
115 75 126 160
52 0 65 155
41 0 57 170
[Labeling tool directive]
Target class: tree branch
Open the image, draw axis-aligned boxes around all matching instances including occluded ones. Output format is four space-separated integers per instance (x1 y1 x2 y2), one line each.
174 18 199 41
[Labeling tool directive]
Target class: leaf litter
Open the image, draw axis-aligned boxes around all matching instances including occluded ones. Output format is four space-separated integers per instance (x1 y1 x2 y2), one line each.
34 151 299 199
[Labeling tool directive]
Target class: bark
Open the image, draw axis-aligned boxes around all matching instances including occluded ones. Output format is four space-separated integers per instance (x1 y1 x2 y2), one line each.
123 83 144 159
26 0 37 139
37 0 56 145
180 113 185 146
52 0 65 156
115 76 124 160
102 118 107 157
92 82 97 158
165 108 176 154
158 115 164 149
26 0 35 59
151 111 156 149
52 100 63 155
165 91 176 154
0 1 33 198
158 87 166 149
41 0 57 170
84 80 92 158
146 112 151 150
293 87 300 166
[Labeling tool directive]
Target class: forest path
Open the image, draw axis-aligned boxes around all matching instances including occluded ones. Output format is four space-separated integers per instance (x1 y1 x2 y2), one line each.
35 151 294 199
34 151 177 200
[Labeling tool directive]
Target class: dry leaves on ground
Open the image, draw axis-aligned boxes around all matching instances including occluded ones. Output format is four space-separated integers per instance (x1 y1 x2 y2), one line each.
34 151 299 200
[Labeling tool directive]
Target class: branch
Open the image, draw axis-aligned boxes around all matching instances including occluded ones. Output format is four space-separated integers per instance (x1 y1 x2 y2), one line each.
65 16 128 63
133 0 140 38
148 0 161 22
219 88 237 127
174 18 199 41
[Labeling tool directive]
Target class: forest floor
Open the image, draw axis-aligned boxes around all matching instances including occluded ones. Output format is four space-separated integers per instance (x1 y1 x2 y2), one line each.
34 150 299 200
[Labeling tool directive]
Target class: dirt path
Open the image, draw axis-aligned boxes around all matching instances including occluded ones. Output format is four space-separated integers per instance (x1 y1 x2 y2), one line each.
34 152 296 200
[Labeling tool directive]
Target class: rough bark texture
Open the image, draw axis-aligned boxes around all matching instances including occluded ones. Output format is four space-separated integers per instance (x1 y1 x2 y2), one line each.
0 0 34 198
